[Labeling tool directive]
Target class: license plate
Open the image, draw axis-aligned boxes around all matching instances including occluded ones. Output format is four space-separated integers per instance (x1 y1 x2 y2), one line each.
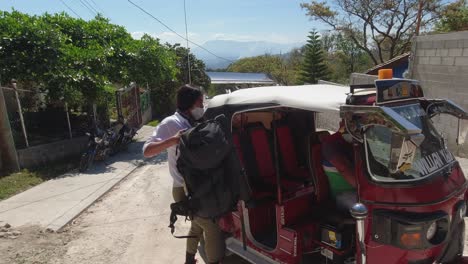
321 248 333 260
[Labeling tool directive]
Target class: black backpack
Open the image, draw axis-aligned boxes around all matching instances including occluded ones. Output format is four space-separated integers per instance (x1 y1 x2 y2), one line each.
169 115 249 237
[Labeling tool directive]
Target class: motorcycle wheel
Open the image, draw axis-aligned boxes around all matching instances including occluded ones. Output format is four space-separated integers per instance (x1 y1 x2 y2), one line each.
79 153 90 172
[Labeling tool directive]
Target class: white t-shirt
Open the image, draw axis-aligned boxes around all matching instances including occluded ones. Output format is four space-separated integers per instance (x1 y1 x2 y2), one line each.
142 112 191 187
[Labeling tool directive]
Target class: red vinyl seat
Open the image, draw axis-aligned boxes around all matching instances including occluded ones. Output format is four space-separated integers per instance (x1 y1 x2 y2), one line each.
248 125 303 192
276 125 311 180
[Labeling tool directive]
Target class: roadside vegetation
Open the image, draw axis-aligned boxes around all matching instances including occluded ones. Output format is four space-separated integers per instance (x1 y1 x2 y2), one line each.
0 10 209 119
0 162 77 200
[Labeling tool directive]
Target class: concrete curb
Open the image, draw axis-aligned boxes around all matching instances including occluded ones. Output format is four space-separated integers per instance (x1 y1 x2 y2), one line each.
46 164 141 232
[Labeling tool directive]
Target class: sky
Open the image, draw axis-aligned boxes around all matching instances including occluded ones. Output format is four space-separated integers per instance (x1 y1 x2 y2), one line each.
0 0 327 45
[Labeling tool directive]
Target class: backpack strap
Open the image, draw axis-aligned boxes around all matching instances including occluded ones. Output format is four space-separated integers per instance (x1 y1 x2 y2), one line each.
168 211 197 239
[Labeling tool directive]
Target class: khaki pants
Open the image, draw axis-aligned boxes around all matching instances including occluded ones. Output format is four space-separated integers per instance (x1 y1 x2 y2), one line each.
172 187 224 263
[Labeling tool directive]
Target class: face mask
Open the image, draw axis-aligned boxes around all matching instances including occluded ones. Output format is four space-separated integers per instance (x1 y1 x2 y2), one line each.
190 107 204 120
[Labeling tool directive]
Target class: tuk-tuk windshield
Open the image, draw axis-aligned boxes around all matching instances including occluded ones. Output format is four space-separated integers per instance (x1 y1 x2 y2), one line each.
365 103 456 182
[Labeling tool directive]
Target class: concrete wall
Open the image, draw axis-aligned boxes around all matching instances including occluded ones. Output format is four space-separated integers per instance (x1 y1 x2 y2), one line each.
17 136 88 169
410 31 468 157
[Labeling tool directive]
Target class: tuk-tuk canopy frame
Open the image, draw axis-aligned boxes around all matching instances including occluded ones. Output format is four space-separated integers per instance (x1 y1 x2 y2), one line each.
206 84 350 116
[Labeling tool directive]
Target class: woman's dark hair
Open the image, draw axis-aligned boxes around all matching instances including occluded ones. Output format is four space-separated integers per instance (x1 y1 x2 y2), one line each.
176 84 202 111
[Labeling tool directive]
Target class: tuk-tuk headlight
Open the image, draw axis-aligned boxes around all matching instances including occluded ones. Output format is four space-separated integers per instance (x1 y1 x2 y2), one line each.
426 222 437 240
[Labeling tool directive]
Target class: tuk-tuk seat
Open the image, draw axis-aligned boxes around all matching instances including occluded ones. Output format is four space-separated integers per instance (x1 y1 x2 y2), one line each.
233 129 278 202
247 124 304 192
310 143 355 225
275 124 312 181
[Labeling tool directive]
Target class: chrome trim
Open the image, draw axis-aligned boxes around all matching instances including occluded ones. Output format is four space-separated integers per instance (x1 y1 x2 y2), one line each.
279 247 292 255
279 235 291 242
226 237 280 264
350 203 368 264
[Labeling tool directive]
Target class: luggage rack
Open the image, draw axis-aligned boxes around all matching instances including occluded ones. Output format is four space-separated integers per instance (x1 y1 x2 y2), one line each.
349 83 376 94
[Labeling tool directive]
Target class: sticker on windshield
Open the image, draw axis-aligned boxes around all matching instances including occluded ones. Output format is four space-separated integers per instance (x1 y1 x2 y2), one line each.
412 149 455 176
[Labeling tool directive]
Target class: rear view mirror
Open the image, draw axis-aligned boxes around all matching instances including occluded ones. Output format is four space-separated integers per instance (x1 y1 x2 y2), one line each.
423 99 468 146
425 99 468 119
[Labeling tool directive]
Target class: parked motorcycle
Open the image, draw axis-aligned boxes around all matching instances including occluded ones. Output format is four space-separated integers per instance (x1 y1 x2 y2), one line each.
109 119 138 154
78 128 112 172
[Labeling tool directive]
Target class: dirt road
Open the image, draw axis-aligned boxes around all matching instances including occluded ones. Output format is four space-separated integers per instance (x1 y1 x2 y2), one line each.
0 153 248 264
0 157 192 264
0 143 467 263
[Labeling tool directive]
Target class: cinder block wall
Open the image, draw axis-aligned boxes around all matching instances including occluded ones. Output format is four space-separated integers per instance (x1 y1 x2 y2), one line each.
410 31 468 157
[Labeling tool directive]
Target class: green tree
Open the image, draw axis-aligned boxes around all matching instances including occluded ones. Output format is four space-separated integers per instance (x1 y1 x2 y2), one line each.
300 30 328 84
227 54 297 85
301 0 442 65
168 44 211 90
435 0 468 32
0 11 188 118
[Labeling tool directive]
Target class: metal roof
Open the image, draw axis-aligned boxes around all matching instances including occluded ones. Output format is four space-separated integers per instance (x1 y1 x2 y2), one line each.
366 52 411 75
206 72 276 85
207 84 349 113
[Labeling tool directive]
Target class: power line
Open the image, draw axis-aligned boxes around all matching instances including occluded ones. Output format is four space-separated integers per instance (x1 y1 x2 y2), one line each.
82 0 100 15
88 0 105 14
91 0 104 13
183 0 192 84
59 0 83 19
77 0 97 16
127 0 234 63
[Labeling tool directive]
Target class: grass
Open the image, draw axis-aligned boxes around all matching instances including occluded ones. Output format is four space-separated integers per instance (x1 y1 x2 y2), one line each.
0 170 43 200
0 161 77 201
147 119 160 127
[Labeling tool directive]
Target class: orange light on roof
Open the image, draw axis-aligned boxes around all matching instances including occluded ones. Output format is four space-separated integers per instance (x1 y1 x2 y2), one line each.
378 69 393 79
400 232 422 248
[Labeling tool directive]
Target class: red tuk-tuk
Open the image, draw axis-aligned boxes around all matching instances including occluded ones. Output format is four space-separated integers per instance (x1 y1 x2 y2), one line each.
204 71 468 264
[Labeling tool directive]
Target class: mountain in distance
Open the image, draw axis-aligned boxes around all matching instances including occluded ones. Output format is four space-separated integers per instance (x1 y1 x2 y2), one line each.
193 40 305 70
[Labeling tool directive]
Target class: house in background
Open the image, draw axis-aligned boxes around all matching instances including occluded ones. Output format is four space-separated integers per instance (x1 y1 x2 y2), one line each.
365 52 411 78
207 72 276 94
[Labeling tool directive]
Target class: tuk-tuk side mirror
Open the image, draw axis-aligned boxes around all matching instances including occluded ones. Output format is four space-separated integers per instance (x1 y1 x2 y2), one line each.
423 99 468 146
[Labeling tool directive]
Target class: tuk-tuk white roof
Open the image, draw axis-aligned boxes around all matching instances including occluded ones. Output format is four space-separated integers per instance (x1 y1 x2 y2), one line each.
207 84 350 113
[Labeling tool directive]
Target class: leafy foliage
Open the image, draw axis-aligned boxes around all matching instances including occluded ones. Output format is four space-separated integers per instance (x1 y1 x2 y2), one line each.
301 0 443 65
227 54 300 85
323 33 373 83
435 1 468 32
0 10 208 118
300 30 329 84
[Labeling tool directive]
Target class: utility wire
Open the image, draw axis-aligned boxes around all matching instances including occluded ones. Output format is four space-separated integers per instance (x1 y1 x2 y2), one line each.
183 0 192 84
77 0 97 16
127 0 234 63
82 0 100 15
59 0 83 19
88 0 105 14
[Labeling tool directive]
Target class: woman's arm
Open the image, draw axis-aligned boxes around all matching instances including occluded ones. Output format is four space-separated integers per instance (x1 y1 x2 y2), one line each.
143 131 182 158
